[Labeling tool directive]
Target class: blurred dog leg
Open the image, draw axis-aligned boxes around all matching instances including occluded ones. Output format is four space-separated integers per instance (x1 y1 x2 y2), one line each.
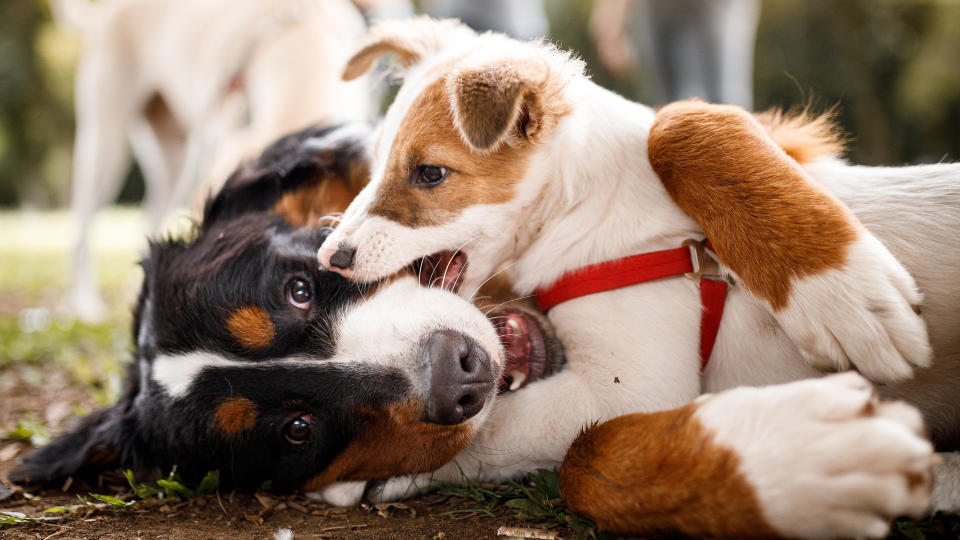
67 50 139 322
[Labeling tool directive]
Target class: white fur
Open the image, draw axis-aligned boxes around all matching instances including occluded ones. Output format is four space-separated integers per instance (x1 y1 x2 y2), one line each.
151 351 316 398
320 21 960 530
273 528 294 540
695 373 932 538
774 233 931 382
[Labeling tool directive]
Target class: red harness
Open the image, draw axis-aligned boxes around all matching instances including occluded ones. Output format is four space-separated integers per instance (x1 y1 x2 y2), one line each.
534 240 728 370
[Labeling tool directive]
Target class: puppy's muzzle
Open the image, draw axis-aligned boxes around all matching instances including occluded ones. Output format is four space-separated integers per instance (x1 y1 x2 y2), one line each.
423 330 493 425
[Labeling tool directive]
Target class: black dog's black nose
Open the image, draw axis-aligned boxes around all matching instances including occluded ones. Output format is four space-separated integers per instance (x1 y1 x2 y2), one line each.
329 246 355 269
424 330 493 425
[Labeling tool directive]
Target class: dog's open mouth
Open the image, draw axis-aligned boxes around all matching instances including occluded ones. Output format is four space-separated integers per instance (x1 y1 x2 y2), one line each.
413 250 564 393
488 308 564 393
415 250 467 293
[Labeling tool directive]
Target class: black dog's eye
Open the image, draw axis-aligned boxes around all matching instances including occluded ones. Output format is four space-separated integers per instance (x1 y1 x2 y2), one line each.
285 414 312 445
287 278 312 310
412 164 448 187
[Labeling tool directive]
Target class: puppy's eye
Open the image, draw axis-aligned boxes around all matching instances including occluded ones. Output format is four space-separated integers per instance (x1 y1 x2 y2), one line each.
284 414 312 445
287 278 312 310
412 164 448 187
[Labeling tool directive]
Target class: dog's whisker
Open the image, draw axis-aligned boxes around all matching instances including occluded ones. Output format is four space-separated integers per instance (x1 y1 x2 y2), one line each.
482 295 534 316
467 259 520 300
441 236 482 292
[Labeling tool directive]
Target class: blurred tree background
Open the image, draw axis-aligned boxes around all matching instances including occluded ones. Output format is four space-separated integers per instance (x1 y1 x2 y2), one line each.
1 0 959 209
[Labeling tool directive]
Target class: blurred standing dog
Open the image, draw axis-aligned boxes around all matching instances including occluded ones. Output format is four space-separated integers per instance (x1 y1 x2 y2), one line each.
55 0 371 321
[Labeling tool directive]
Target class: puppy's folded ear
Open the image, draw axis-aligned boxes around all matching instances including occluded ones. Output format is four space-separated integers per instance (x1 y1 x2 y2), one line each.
202 124 370 227
447 60 570 153
342 16 475 81
7 404 130 487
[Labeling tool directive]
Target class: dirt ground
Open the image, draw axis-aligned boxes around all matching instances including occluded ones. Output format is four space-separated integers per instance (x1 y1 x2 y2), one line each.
0 365 575 540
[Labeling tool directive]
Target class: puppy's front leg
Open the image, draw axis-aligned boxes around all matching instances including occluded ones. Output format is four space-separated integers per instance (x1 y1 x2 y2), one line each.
649 99 931 383
561 373 934 538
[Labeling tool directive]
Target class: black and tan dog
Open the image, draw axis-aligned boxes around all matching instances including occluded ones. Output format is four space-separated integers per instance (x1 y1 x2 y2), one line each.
10 123 563 493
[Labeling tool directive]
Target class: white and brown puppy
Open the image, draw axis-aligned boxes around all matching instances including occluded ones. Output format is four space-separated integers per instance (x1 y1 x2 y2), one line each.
315 17 960 537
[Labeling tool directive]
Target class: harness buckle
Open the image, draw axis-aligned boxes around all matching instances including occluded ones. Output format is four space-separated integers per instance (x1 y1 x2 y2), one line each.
683 238 727 287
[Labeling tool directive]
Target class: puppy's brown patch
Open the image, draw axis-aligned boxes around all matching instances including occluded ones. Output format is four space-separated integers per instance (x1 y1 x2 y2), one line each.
214 397 258 436
302 400 471 489
754 107 846 164
559 403 777 537
273 175 364 228
226 306 275 350
367 61 570 228
649 99 857 309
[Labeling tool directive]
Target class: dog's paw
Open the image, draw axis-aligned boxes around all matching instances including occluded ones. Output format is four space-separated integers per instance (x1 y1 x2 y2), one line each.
308 475 435 507
774 232 932 383
306 480 366 507
698 373 934 539
363 474 435 503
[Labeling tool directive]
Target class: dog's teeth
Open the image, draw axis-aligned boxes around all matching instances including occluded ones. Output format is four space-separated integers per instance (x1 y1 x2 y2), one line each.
506 319 523 336
509 370 527 391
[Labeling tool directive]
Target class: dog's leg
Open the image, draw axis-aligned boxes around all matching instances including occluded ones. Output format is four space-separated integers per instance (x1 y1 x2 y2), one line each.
560 373 934 538
67 55 137 322
648 99 931 383
129 97 187 234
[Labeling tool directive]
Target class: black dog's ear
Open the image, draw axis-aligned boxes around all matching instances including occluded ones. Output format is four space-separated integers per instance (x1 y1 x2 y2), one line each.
7 404 129 487
201 124 370 228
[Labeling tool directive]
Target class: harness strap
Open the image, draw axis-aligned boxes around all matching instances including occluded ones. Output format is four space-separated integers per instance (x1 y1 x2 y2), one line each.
699 277 728 369
534 242 728 369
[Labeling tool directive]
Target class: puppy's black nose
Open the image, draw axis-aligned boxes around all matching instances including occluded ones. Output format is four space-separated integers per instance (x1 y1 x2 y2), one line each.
329 246 355 269
424 330 493 425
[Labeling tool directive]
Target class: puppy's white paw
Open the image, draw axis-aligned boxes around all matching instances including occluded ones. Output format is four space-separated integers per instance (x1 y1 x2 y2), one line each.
364 474 435 503
306 480 366 507
774 233 932 383
697 373 934 539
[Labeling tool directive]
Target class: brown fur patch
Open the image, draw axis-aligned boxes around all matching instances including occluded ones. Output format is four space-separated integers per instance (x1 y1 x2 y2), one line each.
272 172 365 228
301 400 471 489
450 63 551 152
754 107 846 164
214 397 258 436
226 306 275 350
367 62 570 228
559 404 778 537
648 99 858 309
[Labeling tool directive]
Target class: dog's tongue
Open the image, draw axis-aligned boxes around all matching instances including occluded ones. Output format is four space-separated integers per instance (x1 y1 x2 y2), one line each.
419 251 466 293
497 312 531 392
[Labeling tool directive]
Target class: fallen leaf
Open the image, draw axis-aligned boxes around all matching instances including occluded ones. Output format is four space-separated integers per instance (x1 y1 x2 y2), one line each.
254 493 277 510
496 526 559 539
0 442 22 462
0 480 14 502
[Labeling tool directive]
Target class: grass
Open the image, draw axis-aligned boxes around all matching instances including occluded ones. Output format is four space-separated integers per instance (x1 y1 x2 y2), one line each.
429 468 605 539
0 207 148 404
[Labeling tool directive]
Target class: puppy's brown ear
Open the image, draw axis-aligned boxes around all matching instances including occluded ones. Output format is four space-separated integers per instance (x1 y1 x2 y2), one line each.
448 61 569 153
343 16 474 81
